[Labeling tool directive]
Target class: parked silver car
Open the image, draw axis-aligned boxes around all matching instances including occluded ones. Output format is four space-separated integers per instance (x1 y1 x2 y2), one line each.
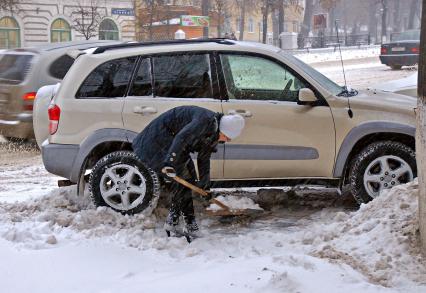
0 40 120 140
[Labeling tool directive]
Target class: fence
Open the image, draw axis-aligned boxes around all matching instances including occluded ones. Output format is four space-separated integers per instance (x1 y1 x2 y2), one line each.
297 33 371 49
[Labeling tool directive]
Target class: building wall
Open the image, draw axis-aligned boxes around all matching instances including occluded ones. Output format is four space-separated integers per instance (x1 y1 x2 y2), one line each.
0 0 136 48
224 2 304 44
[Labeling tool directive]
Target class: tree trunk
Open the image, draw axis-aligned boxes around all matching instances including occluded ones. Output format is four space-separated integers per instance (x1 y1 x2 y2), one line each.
417 0 426 254
368 3 377 42
262 2 269 44
202 0 210 38
300 0 313 39
278 0 284 34
393 0 401 33
381 0 388 42
239 1 246 41
409 0 419 29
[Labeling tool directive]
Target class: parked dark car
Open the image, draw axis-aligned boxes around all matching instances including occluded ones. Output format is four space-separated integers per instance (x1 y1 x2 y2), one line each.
379 30 420 70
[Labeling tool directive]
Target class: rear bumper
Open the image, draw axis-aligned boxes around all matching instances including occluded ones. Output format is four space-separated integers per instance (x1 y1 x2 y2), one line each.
0 113 34 139
42 142 80 181
379 54 419 66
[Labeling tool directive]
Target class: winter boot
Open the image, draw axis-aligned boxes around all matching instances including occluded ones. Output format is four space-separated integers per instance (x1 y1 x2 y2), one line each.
183 217 201 239
164 211 180 237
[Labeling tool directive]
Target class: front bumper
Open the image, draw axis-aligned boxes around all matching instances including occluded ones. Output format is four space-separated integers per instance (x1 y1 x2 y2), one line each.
42 142 80 181
379 54 419 66
0 113 34 139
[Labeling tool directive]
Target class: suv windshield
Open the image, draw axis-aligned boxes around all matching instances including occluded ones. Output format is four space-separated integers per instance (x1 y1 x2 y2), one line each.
0 54 34 84
393 30 420 41
280 51 343 96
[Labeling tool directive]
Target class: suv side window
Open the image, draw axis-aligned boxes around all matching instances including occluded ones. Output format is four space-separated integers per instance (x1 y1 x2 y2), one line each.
220 54 306 102
129 58 152 96
49 55 75 79
152 54 213 99
76 57 137 98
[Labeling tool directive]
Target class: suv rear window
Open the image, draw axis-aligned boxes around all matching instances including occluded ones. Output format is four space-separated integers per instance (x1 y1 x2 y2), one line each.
0 54 34 84
49 55 75 79
152 54 213 99
76 57 137 98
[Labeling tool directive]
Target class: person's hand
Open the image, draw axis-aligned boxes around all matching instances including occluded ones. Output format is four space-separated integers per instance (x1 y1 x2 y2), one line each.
161 166 176 178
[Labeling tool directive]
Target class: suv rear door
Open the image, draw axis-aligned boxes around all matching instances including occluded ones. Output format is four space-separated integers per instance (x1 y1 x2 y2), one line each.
0 52 35 118
122 52 224 179
218 52 336 179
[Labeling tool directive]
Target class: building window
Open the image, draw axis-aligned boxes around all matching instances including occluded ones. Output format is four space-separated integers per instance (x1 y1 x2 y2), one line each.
51 18 71 43
99 19 119 40
236 18 241 32
0 17 20 49
248 18 254 33
293 21 299 33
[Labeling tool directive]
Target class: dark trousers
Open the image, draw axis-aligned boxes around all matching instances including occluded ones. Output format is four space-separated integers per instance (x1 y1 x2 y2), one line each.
165 159 196 222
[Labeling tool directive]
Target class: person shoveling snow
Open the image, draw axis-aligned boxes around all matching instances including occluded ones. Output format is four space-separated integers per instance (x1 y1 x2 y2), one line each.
133 106 245 241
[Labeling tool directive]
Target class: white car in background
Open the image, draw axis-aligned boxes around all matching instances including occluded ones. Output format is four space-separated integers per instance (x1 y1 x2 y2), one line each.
370 73 418 97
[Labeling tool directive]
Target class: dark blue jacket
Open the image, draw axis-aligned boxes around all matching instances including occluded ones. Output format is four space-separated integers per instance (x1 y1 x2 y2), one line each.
132 106 222 187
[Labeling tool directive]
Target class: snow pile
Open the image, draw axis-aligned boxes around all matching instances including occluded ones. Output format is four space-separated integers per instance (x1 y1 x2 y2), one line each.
0 178 425 291
295 180 425 287
207 195 263 211
0 186 169 250
371 72 417 93
295 46 380 64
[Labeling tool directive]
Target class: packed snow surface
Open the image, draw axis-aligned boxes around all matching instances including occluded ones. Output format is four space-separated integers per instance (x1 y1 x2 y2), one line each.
295 46 380 64
0 177 424 292
207 195 263 211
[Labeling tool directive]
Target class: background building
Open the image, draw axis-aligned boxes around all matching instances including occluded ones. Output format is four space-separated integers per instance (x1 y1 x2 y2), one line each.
0 0 136 49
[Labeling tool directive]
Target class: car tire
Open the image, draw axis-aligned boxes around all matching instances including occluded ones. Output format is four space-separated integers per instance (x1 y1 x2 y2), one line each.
89 151 160 215
348 141 416 204
390 65 402 70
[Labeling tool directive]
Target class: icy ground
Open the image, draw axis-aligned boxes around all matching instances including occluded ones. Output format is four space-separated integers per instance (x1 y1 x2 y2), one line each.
1 142 425 293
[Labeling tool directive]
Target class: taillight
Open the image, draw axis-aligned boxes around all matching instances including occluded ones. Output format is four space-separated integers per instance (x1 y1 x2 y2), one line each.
22 92 36 111
48 104 61 135
411 47 420 54
381 47 387 55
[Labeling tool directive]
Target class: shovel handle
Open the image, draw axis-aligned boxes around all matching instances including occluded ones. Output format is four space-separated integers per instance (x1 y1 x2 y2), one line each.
172 176 210 197
171 176 230 211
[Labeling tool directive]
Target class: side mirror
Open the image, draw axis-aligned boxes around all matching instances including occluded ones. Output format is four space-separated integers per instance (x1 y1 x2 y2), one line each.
298 88 318 105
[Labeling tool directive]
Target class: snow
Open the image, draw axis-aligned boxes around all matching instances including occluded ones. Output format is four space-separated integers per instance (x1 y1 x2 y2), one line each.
295 46 380 64
371 73 417 93
0 160 424 292
207 195 263 211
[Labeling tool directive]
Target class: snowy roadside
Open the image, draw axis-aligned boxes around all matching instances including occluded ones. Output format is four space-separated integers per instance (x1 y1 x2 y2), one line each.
295 46 380 64
0 157 425 292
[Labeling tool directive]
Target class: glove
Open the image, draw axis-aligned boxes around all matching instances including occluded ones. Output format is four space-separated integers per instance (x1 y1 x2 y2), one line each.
161 166 176 178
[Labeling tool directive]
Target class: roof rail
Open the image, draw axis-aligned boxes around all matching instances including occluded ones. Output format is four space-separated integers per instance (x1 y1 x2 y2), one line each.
92 38 235 54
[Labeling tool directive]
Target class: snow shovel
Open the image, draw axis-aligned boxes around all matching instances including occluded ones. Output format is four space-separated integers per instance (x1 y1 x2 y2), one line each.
162 167 263 217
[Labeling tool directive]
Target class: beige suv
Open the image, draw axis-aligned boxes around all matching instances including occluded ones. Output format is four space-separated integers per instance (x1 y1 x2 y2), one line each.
37 39 417 214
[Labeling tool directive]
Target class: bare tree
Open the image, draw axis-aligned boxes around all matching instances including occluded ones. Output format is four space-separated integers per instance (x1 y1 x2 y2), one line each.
417 0 426 255
409 0 421 29
234 0 256 41
260 0 268 44
298 0 314 47
0 0 20 13
202 0 210 37
212 0 229 37
72 0 103 40
136 0 167 41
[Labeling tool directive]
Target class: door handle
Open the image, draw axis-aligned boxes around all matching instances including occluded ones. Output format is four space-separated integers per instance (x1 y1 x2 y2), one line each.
228 109 253 117
133 106 157 115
